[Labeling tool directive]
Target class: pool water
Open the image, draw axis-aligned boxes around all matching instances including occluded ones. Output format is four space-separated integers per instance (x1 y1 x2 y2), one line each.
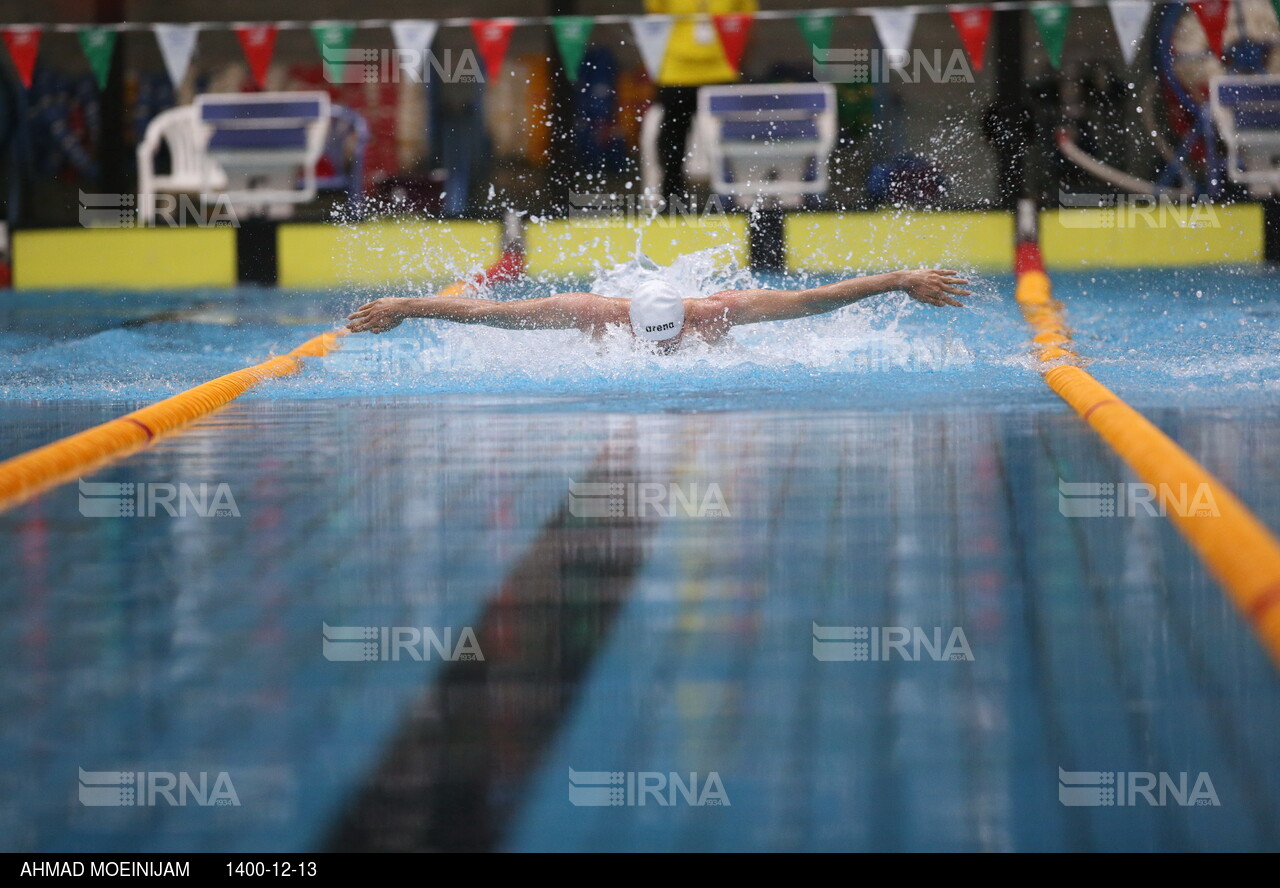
1 263 1278 851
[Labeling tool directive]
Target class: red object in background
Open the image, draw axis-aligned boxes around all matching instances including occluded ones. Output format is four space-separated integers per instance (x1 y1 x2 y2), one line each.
481 247 526 285
712 14 755 72
3 26 41 88
236 24 279 89
1015 241 1044 275
470 19 515 81
1190 0 1231 59
950 7 993 74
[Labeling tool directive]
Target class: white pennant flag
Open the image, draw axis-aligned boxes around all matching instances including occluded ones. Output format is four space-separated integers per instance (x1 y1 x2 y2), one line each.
629 15 674 81
391 20 439 79
153 23 199 90
870 8 918 55
1108 0 1153 66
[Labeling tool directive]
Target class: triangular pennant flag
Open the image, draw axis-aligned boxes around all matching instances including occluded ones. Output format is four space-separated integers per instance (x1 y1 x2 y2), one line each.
1273 0 1280 26
1031 4 1072 69
390 20 439 79
870 8 918 54
470 19 515 81
3 26 41 89
1108 0 1153 66
312 21 354 83
629 15 674 81
78 27 116 90
154 24 199 90
235 24 278 89
552 16 593 83
795 12 836 56
1191 0 1231 58
949 7 992 73
712 13 755 72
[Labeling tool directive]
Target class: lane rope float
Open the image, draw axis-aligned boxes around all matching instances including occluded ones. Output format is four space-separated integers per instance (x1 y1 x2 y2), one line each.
0 330 345 513
0 238 528 515
1013 236 1280 667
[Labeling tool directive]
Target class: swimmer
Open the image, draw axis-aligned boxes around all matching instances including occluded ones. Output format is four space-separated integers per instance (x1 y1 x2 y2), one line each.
345 269 970 351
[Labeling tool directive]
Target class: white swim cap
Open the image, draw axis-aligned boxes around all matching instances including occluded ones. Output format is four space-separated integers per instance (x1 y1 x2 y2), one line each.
629 280 685 341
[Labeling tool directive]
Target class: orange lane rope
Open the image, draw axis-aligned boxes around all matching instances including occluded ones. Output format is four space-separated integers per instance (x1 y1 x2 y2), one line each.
1013 242 1280 667
0 247 529 515
0 330 345 513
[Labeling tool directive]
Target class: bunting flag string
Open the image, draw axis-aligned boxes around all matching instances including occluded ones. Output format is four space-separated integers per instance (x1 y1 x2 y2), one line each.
1031 3 1073 70
78 27 116 89
234 24 278 89
470 18 515 81
2 26 40 88
629 15 675 81
950 7 993 73
712 13 755 72
4 3 1275 93
1109 0 1154 66
153 23 198 90
552 15 593 83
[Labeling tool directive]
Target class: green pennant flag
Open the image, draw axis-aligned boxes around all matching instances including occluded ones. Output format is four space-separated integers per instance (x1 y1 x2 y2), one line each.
1272 0 1280 26
78 27 116 90
795 11 835 56
1031 4 1071 70
552 15 593 83
312 21 354 82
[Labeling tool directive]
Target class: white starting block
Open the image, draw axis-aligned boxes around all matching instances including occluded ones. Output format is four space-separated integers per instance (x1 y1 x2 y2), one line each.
697 83 837 208
137 92 332 222
1211 74 1280 197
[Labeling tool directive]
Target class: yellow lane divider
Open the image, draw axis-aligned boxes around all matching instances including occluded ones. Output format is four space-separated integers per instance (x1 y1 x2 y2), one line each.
0 330 345 514
0 245 527 515
1014 245 1280 667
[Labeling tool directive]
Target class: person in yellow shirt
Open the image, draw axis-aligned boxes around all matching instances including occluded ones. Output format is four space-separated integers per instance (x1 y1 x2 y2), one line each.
645 0 758 203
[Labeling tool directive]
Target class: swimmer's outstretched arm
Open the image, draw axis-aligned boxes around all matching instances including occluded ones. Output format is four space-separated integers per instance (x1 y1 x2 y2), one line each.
712 269 969 327
346 292 623 334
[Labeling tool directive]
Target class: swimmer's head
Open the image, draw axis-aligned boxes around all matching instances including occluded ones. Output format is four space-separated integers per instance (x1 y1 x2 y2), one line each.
629 280 685 342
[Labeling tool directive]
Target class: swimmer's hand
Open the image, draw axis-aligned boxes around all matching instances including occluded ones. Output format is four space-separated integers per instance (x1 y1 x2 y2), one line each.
899 269 970 307
346 298 407 334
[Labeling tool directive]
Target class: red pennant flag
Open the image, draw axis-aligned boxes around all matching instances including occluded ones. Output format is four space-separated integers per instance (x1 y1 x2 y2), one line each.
712 13 755 72
3 26 41 89
235 24 277 89
949 7 993 73
1191 0 1231 58
470 19 515 80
